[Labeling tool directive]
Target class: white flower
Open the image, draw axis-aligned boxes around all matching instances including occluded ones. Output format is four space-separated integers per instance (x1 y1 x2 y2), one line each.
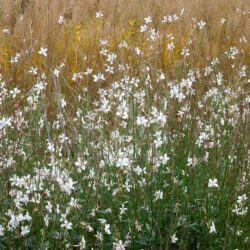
96 11 103 19
84 68 93 75
72 72 83 81
144 16 152 24
154 190 163 201
11 53 21 64
134 165 143 175
135 47 143 56
58 15 65 24
47 141 55 152
113 240 126 250
79 236 86 249
53 68 60 77
61 98 67 108
0 225 5 236
162 15 178 23
197 20 206 30
10 87 21 98
23 212 32 221
181 48 190 57
98 218 107 224
38 47 48 57
119 203 128 215
104 224 111 235
116 157 130 168
237 194 247 204
69 197 81 209
60 178 75 194
0 117 12 130
171 233 178 243
44 215 49 227
29 67 38 75
236 230 243 236
46 202 53 213
161 153 170 164
140 24 147 33
107 52 117 64
2 28 10 34
105 65 114 74
99 39 108 46
166 33 174 40
208 178 219 188
225 47 239 59
239 36 247 43
74 157 87 172
118 40 128 49
93 73 105 82
167 42 175 52
95 231 103 241
148 28 158 41
220 18 226 24
21 225 30 236
136 116 148 127
100 48 108 55
187 156 198 167
209 221 216 234
61 219 72 230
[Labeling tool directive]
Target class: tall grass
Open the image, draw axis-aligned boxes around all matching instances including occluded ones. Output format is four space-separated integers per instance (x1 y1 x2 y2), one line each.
0 0 249 249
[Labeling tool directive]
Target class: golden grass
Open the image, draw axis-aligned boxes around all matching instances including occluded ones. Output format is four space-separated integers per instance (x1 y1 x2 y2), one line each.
1 0 248 46
0 0 249 92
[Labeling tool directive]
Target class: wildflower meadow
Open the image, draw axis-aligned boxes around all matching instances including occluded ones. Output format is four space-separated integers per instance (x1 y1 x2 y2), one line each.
0 0 249 249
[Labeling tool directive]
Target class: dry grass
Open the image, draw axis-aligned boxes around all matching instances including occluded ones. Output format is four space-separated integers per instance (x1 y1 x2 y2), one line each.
0 1 249 90
0 1 249 249
0 1 248 44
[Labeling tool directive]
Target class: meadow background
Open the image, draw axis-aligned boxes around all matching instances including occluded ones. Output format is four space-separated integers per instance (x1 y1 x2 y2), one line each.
0 0 249 249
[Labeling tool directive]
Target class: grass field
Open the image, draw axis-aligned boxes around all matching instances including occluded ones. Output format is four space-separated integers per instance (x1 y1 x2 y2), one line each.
0 0 249 249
